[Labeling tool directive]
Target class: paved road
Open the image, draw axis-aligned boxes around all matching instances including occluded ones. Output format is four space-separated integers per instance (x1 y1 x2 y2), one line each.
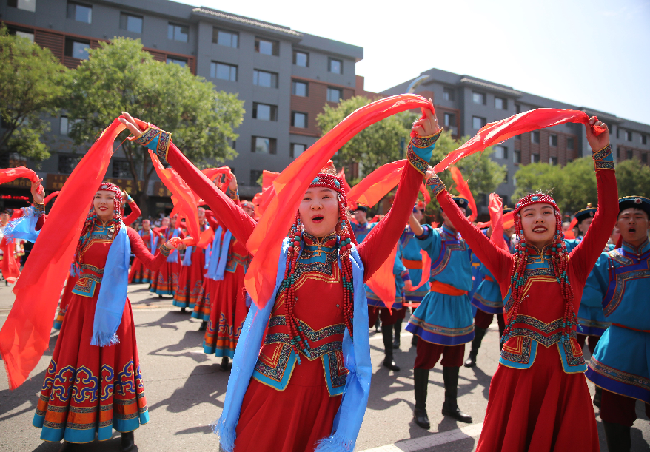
0 282 648 451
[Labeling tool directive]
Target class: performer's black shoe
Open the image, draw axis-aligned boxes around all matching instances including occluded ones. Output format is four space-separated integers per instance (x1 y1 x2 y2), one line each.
413 368 430 429
220 356 232 371
181 307 187 313
374 317 381 333
158 294 162 298
463 352 477 368
593 386 602 408
442 366 472 423
442 402 473 423
59 441 81 452
464 327 486 368
121 431 135 452
198 321 208 331
603 421 631 452
382 356 401 371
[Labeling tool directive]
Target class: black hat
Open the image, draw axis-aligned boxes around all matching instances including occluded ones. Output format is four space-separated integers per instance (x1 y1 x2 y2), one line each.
353 205 368 213
451 197 471 217
574 203 596 224
618 196 650 218
503 206 514 215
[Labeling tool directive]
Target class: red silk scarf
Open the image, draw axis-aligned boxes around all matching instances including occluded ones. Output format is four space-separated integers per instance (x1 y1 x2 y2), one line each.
0 167 39 185
450 166 478 223
0 119 126 389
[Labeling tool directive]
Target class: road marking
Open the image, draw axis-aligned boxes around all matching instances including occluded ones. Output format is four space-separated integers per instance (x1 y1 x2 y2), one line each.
360 422 483 452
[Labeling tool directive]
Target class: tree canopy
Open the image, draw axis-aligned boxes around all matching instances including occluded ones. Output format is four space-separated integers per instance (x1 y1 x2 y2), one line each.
0 26 67 163
65 37 244 215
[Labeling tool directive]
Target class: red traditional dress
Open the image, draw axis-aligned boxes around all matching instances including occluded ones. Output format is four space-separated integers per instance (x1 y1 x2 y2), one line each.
431 150 617 451
147 134 427 452
34 221 170 443
173 222 208 309
128 229 156 284
149 226 175 295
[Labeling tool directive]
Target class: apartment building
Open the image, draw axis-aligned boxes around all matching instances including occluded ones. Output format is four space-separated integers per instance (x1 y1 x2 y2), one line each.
1 0 362 208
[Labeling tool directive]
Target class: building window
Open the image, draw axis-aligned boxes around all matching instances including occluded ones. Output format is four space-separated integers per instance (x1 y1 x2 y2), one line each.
443 113 455 127
14 30 35 42
531 153 540 163
549 134 557 146
549 156 558 165
442 87 455 101
627 150 633 160
255 37 279 56
567 137 574 150
514 150 521 164
293 51 308 67
328 58 343 74
292 80 308 96
495 97 507 110
60 116 69 135
211 62 237 81
531 131 540 144
616 148 621 159
642 134 647 145
67 2 92 24
58 155 81 174
250 169 263 186
472 92 486 105
119 13 143 33
7 0 36 12
326 88 342 103
252 137 276 155
494 145 508 159
472 116 486 129
168 23 188 42
64 38 90 59
167 57 187 67
503 172 509 184
625 130 633 142
253 69 278 88
252 103 278 121
292 112 308 128
112 160 130 178
290 143 306 158
213 29 238 48
515 134 521 140
501 195 509 205
642 153 648 164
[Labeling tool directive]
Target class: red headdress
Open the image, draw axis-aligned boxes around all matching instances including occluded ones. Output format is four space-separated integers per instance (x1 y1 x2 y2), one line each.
75 182 124 264
281 162 357 362
504 192 576 346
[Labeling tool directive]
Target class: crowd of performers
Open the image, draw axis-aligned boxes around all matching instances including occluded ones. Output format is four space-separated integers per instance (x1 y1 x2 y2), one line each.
0 101 648 452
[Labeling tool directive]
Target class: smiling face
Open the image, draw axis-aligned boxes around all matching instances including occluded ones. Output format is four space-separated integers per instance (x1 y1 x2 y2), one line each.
93 190 116 221
299 187 339 237
519 202 556 249
142 219 151 231
617 207 649 246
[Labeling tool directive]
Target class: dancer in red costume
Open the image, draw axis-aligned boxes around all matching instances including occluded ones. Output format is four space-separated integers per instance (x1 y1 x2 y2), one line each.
173 207 208 309
425 117 616 452
149 216 177 297
127 219 155 284
119 105 439 452
33 182 179 452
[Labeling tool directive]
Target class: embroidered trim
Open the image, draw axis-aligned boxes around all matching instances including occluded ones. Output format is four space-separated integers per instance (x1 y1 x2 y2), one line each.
589 357 650 392
134 126 171 161
159 243 171 257
32 202 45 216
407 146 429 176
426 174 445 197
593 144 614 171
411 130 442 148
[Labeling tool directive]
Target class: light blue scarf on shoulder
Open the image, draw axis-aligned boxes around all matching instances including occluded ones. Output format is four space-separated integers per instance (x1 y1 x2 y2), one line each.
206 226 231 281
90 221 131 346
2 206 40 243
214 238 371 452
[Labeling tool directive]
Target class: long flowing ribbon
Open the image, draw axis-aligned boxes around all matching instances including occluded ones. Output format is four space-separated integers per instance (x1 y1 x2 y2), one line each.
413 249 431 290
434 108 605 172
44 191 60 206
450 166 478 222
366 243 399 311
487 194 508 252
0 167 39 185
245 94 432 306
0 119 125 389
202 167 233 193
149 150 199 246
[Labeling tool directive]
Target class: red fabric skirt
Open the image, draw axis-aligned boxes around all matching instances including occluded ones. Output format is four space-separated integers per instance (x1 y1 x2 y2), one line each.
34 294 149 443
203 267 248 358
150 260 174 295
192 277 212 321
173 251 205 309
54 273 78 330
235 356 342 452
476 345 599 452
128 257 153 284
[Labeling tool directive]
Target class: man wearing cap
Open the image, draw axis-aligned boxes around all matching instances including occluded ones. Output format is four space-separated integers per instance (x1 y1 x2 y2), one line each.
406 197 474 428
585 196 650 452
464 206 515 368
350 205 375 242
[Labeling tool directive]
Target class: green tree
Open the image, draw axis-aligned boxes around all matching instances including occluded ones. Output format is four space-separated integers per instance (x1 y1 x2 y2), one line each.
0 26 67 163
615 159 650 199
513 161 568 210
65 37 244 216
316 96 418 182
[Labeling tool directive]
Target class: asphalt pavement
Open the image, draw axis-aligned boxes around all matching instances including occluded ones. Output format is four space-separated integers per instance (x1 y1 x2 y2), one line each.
0 282 648 451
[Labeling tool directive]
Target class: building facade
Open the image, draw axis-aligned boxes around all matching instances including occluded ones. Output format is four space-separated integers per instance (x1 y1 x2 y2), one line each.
1 0 362 209
383 68 650 211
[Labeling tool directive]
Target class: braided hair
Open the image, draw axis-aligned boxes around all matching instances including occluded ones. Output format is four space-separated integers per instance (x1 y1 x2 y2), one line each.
75 182 124 265
501 192 577 346
279 166 358 363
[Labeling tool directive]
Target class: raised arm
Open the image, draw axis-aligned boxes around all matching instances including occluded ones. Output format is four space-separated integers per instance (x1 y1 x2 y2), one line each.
359 106 440 281
123 194 141 226
431 180 513 286
568 120 617 283
127 227 170 271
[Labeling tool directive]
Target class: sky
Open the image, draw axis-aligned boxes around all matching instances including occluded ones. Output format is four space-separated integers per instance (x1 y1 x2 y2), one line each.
178 0 650 124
